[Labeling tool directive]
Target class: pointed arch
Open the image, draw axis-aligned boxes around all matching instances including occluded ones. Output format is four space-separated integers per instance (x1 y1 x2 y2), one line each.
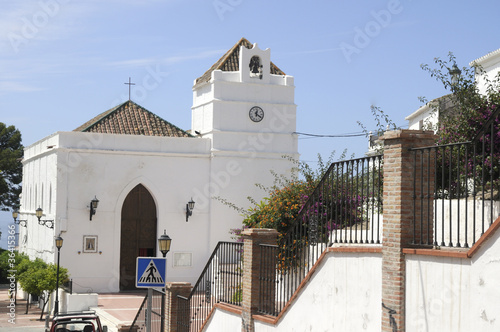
114 176 161 215
119 183 158 290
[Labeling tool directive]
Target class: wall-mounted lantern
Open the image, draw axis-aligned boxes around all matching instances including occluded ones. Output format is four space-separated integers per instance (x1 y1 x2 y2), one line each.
36 207 54 229
186 198 195 222
90 196 99 220
12 210 27 227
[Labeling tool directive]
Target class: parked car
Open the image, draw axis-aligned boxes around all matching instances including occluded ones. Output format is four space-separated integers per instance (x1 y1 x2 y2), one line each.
46 311 108 332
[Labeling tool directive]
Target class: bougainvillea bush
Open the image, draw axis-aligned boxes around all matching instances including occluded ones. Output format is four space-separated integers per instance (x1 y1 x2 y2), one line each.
243 181 314 233
233 153 379 271
423 53 500 198
436 104 500 198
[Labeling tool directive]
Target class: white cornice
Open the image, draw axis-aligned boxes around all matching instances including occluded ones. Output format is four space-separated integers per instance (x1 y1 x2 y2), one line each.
191 97 296 110
405 94 452 121
470 48 500 66
405 103 430 121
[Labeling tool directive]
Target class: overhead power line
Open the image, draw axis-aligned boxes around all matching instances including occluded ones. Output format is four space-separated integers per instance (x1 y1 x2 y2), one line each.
293 124 408 139
293 131 367 138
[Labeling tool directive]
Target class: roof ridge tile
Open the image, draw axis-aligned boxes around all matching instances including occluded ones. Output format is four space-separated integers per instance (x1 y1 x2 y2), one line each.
73 100 193 138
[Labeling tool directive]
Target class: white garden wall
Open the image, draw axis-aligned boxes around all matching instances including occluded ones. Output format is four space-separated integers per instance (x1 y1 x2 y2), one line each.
434 199 500 247
406 225 500 331
204 308 241 332
205 250 382 332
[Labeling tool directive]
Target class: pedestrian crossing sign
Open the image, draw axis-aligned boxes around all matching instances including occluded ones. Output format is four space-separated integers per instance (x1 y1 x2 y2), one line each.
136 257 167 288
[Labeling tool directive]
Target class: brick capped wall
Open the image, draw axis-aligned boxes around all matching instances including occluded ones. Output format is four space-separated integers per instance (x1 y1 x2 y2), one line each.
381 130 436 332
165 282 192 332
241 228 278 332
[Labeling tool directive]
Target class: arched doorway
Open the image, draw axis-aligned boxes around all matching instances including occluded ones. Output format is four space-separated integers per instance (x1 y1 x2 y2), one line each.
120 184 157 290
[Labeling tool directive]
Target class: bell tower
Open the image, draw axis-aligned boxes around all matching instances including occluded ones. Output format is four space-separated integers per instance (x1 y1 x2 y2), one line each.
191 38 297 155
190 38 298 249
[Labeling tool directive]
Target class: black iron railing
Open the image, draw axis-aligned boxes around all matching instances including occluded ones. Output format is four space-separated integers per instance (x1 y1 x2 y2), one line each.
411 107 500 247
177 241 243 332
129 289 165 332
258 244 278 316
258 154 383 316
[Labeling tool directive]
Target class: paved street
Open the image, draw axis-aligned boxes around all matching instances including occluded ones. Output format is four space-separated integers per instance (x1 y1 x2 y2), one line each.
0 328 44 332
0 285 48 332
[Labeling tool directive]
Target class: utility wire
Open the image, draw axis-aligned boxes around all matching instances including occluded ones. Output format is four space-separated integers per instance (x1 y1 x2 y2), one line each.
294 124 408 139
294 131 366 138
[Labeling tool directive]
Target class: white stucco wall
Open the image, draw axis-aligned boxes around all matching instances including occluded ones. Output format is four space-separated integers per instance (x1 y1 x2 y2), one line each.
254 251 382 332
18 133 60 264
19 41 299 295
19 137 293 293
434 199 499 247
406 227 500 331
19 131 215 292
204 308 241 332
191 43 296 144
202 250 382 332
405 102 439 132
472 48 500 95
63 292 98 312
190 42 299 252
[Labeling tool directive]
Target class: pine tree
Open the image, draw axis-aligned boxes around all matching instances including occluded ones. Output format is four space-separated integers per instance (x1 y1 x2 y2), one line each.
0 123 23 211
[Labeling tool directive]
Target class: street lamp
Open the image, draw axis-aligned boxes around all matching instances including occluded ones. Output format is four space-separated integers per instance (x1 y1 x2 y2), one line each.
54 236 63 316
449 63 461 88
158 230 172 258
158 230 171 297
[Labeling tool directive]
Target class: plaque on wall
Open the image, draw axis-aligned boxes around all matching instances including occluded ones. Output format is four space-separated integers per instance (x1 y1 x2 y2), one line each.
83 235 98 253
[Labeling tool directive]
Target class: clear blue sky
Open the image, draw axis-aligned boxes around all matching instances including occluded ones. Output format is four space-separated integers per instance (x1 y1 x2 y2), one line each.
1 0 500 248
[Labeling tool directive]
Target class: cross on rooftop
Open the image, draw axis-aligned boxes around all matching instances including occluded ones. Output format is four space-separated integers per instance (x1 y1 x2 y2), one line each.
124 77 135 100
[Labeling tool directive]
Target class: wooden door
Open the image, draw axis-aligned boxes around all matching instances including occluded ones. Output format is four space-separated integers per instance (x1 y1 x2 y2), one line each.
120 184 157 290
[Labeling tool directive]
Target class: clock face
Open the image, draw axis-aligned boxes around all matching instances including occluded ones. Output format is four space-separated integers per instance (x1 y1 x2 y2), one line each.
249 106 264 122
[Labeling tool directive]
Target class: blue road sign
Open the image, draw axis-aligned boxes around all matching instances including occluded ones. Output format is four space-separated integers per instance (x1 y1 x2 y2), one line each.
136 257 167 288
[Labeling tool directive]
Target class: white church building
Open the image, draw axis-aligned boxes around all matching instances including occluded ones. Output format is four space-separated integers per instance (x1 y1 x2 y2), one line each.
17 38 298 293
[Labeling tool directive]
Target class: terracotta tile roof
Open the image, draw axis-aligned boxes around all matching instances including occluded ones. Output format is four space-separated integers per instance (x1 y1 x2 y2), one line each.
73 100 192 137
194 37 286 87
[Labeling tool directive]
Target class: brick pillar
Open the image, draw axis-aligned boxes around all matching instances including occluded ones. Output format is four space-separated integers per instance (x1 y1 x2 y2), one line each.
240 228 279 332
165 282 192 332
380 130 435 332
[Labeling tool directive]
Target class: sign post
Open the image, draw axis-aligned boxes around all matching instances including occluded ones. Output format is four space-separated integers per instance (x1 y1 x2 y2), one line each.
146 288 152 332
136 257 167 332
136 257 167 288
